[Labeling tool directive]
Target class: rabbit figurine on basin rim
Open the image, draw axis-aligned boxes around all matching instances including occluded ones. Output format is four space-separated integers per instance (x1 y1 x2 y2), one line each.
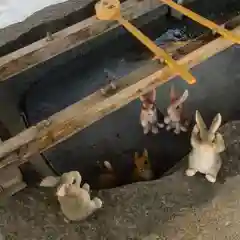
186 111 225 183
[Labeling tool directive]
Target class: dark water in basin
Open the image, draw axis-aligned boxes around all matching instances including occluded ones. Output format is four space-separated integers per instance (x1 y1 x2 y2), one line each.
21 0 240 188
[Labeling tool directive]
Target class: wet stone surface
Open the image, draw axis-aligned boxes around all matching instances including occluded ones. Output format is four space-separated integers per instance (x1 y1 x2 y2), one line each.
1 121 240 239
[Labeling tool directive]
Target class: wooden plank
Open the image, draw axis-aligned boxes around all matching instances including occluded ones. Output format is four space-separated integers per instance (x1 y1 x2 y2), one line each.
0 0 167 81
0 24 238 167
160 0 240 44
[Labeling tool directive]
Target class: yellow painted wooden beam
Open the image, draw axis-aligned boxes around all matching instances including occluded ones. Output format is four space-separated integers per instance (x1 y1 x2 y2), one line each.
95 0 196 84
160 0 240 44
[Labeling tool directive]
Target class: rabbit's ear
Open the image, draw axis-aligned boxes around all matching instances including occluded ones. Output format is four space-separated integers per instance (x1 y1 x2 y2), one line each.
56 184 68 197
170 89 188 108
209 113 222 135
149 89 156 102
64 171 82 183
143 148 148 158
139 95 145 102
178 90 189 105
170 85 178 103
190 125 200 148
134 152 139 160
195 110 208 140
103 161 113 171
39 176 60 187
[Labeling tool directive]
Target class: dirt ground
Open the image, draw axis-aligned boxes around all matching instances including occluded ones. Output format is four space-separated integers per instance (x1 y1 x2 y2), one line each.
0 121 240 239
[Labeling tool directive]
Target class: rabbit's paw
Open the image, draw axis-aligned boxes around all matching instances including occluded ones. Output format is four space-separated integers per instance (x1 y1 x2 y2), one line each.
205 174 216 183
93 197 103 209
157 123 164 128
185 168 197 177
174 128 180 135
180 125 187 132
166 125 172 131
63 217 70 223
143 127 149 134
82 183 90 192
152 126 159 134
164 116 170 124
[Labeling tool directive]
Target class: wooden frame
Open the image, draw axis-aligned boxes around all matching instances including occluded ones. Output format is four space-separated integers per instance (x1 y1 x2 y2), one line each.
0 21 238 168
0 0 167 81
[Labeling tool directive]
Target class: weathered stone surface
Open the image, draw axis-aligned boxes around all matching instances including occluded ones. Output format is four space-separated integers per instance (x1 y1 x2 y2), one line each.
0 121 240 239
0 0 96 49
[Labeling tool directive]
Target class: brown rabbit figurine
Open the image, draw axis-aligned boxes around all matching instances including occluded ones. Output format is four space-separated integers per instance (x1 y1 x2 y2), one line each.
164 85 189 134
133 149 154 181
140 89 164 134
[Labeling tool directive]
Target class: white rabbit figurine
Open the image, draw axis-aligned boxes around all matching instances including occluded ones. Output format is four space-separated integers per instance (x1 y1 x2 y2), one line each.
164 85 189 134
140 89 164 134
40 171 102 221
186 111 225 183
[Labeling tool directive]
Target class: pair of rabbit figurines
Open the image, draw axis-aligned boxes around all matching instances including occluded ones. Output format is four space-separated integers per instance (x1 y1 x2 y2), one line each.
97 148 153 189
140 85 189 135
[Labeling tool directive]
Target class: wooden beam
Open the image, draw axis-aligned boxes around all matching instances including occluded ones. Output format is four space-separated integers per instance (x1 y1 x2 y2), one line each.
160 0 240 44
0 0 167 81
0 23 238 167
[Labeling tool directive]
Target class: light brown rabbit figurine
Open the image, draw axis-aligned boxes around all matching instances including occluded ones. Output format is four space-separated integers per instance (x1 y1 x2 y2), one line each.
164 85 189 134
133 149 154 181
40 171 102 222
186 111 225 183
140 89 164 134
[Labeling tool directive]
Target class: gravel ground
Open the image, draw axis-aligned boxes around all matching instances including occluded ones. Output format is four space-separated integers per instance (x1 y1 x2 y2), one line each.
0 121 240 239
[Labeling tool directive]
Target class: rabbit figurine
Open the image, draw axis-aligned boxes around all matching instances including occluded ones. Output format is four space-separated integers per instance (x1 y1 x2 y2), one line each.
164 85 189 134
97 160 118 189
40 171 102 221
133 149 154 181
140 89 164 134
185 111 225 183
